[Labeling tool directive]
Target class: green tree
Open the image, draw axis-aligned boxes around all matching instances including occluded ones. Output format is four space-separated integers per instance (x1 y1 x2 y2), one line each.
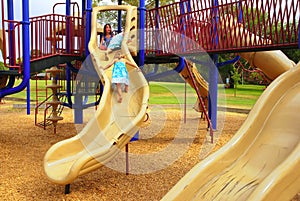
231 66 241 97
249 71 263 83
282 49 300 64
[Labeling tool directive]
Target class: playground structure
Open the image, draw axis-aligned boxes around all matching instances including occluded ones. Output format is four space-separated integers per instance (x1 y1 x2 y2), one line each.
0 0 300 199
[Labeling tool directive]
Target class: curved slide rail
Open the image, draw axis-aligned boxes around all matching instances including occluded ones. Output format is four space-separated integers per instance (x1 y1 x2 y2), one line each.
162 61 300 200
43 5 149 185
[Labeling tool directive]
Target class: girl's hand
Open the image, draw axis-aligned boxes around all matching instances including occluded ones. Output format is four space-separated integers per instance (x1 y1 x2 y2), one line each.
99 45 107 50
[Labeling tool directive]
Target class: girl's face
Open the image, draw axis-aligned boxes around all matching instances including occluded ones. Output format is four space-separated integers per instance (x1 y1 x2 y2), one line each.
105 25 111 34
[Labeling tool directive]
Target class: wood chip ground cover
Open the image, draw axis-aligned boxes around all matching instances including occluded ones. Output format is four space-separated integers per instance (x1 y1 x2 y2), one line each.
0 101 299 200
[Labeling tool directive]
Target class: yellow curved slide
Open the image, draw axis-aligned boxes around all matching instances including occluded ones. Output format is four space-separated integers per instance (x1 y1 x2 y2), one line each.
239 51 295 80
43 5 149 185
162 61 300 200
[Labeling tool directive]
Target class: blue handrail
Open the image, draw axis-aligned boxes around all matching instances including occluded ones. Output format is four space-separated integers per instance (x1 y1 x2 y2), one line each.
138 0 146 69
0 0 31 116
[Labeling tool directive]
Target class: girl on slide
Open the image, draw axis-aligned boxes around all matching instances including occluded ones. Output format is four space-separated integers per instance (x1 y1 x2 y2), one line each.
102 52 140 103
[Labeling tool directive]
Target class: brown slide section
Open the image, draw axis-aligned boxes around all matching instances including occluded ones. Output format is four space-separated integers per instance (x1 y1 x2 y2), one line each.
179 60 208 112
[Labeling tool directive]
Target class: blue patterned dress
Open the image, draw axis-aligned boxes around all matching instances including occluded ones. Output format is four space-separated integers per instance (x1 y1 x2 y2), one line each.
111 60 129 88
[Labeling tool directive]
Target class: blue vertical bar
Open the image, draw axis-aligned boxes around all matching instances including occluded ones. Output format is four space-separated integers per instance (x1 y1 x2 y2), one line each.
238 0 242 23
117 0 122 33
132 0 146 141
74 0 92 124
85 0 92 56
66 63 73 106
154 0 160 53
208 54 218 130
138 0 146 68
26 74 30 114
7 0 14 65
208 0 219 129
155 0 159 8
179 0 187 51
74 94 83 124
81 0 86 17
22 0 30 114
0 0 30 99
187 0 191 11
65 1 72 110
66 0 71 19
66 0 71 53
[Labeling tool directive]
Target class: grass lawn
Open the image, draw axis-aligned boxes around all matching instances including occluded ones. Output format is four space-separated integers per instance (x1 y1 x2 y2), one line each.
222 84 266 109
148 82 265 110
6 80 265 109
148 81 197 105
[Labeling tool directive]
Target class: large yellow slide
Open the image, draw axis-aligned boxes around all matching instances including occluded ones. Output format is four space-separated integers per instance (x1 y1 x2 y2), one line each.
162 60 300 200
162 15 300 200
43 5 149 185
239 51 295 80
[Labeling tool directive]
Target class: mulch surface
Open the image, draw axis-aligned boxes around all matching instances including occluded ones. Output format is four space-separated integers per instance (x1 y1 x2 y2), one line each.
1 100 299 200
